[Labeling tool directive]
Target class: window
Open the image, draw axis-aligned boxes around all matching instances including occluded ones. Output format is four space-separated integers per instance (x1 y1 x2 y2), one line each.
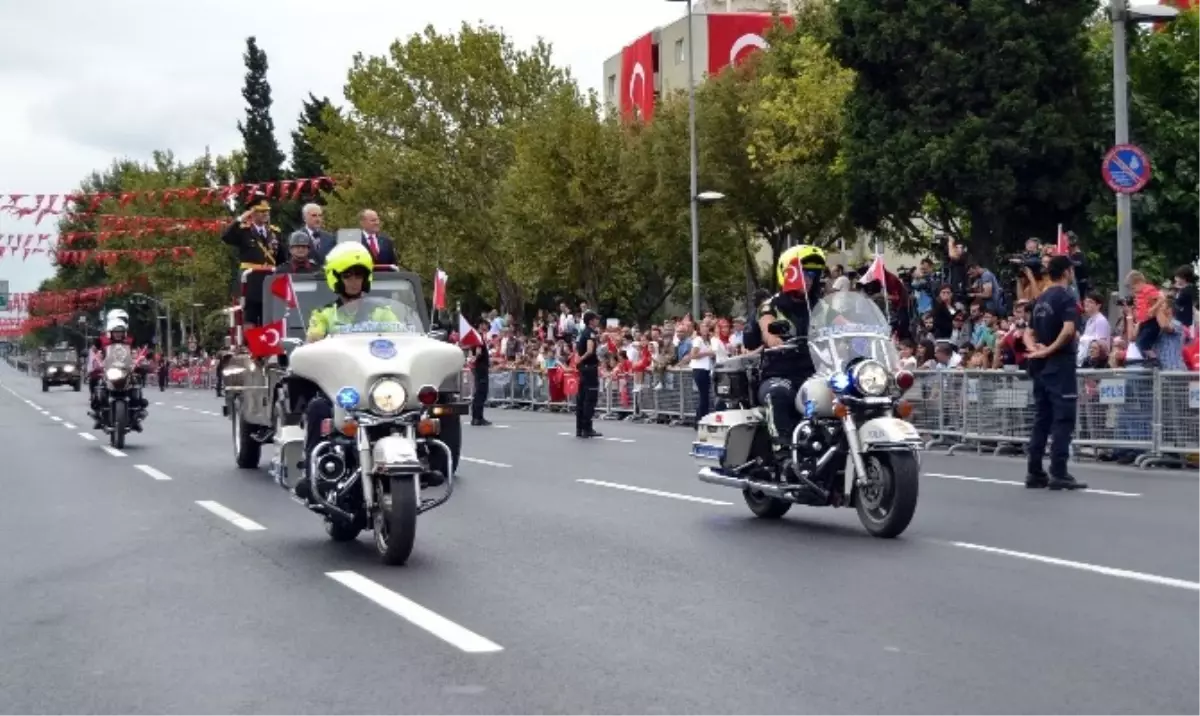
674 38 685 64
606 74 616 100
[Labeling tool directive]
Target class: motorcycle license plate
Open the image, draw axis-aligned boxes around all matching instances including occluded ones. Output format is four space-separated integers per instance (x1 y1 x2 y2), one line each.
691 441 725 462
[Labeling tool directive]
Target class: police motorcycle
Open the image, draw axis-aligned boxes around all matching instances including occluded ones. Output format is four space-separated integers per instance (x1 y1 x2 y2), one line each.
694 291 922 538
94 335 150 449
266 289 468 566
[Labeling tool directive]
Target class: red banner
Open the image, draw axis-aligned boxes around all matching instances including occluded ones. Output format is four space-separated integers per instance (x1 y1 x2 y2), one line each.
0 176 339 225
706 13 793 75
620 33 656 123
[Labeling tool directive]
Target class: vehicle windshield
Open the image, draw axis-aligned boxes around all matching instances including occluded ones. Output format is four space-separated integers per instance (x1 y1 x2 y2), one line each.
46 350 75 363
807 290 900 374
318 295 426 337
104 344 133 371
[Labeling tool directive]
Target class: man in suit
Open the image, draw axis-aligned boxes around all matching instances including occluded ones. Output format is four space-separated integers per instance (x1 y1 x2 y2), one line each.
300 203 337 261
358 208 397 265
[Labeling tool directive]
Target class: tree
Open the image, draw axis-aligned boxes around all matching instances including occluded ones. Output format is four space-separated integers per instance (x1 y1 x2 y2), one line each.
315 23 571 317
237 37 286 189
281 93 336 229
831 0 1102 262
1083 9 1199 287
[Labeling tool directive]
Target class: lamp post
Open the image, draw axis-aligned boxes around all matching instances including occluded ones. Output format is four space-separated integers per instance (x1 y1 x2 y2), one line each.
1109 0 1180 295
667 0 702 318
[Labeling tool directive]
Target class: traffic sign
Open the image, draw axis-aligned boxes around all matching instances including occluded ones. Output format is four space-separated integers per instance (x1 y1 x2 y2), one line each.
0 279 8 310
1102 143 1152 194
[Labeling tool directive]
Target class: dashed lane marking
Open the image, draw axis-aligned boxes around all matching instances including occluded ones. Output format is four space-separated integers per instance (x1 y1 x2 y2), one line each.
576 478 734 506
461 457 512 468
78 432 97 441
195 500 266 531
135 464 172 481
62 422 77 429
926 472 1142 498
101 446 126 458
557 432 635 444
949 541 1199 592
327 571 503 654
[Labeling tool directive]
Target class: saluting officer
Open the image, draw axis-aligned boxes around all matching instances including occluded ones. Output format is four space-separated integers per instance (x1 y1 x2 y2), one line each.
575 311 602 438
221 191 282 271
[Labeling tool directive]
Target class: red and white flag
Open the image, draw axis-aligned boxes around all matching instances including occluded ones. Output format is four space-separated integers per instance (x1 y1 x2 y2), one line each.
270 274 298 310
432 269 448 311
245 318 286 358
1055 224 1070 256
457 313 483 349
781 258 807 293
859 255 887 285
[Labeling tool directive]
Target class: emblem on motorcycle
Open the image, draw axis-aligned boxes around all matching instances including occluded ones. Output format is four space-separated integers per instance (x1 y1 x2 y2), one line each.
369 339 397 360
335 386 360 410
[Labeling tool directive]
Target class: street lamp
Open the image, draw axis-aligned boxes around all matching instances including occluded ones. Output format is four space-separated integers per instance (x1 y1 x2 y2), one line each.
667 0 702 318
697 191 726 202
1110 0 1180 295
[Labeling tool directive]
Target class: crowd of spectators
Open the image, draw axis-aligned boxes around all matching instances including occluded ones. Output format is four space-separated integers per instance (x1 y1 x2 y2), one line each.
463 236 1199 422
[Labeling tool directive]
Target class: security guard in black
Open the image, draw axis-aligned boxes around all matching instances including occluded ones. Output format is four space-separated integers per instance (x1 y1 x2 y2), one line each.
470 325 492 427
575 311 602 438
1024 254 1087 490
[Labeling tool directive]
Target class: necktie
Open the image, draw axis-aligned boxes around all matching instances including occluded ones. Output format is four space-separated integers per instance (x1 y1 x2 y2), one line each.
369 235 379 257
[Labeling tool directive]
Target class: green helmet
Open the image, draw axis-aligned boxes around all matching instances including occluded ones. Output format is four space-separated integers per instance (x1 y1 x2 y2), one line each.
323 243 373 295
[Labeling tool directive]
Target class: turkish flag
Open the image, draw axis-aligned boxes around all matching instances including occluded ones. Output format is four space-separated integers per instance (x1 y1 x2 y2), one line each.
619 32 655 123
563 371 580 398
706 13 793 75
1055 224 1070 256
858 255 887 286
270 274 298 309
432 269 448 311
245 318 285 358
457 313 483 349
781 257 807 293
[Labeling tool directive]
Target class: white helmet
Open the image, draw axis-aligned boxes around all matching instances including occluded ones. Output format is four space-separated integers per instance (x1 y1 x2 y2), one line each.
105 316 128 333
106 309 129 324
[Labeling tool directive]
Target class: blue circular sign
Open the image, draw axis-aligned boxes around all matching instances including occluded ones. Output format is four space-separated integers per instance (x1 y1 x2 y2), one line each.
1102 143 1152 194
369 339 397 360
335 386 360 410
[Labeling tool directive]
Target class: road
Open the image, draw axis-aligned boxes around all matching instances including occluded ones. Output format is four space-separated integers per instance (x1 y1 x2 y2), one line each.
0 363 1196 714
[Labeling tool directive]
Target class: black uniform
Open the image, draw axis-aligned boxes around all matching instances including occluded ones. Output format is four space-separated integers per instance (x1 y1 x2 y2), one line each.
1026 284 1083 488
221 220 281 270
470 345 490 425
575 324 601 437
755 292 816 449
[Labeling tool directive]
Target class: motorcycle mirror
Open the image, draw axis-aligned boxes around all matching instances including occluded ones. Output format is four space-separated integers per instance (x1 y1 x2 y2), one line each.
767 320 792 337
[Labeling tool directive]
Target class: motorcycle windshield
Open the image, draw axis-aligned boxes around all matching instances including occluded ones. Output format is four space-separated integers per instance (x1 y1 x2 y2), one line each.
807 291 900 375
323 294 427 337
104 344 133 373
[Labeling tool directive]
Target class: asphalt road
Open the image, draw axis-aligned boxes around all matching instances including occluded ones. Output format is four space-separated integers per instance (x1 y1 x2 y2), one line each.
1 363 1196 714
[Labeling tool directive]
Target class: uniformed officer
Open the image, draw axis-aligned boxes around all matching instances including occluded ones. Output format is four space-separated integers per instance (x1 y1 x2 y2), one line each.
469 319 492 427
575 311 602 438
1024 254 1088 491
221 191 281 272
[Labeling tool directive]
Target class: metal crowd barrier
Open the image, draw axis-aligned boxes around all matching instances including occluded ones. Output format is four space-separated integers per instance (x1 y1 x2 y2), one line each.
466 367 1199 469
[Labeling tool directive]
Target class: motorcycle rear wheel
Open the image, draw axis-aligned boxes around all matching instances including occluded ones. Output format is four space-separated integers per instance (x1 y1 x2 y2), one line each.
374 476 418 566
855 452 919 538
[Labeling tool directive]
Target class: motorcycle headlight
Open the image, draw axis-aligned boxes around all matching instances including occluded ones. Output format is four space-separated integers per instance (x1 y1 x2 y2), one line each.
105 367 127 382
369 378 407 415
851 360 890 397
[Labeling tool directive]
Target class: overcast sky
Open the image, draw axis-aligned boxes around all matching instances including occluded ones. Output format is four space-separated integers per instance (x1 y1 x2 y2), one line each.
0 0 685 303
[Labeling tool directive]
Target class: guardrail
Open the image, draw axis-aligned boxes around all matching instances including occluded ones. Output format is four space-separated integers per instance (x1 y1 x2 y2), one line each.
464 367 1200 469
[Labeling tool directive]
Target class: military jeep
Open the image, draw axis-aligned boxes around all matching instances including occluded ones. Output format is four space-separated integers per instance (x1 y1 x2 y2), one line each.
41 348 82 392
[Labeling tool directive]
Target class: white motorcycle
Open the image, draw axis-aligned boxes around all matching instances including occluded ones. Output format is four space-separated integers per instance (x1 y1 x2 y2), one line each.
268 294 469 565
694 291 923 538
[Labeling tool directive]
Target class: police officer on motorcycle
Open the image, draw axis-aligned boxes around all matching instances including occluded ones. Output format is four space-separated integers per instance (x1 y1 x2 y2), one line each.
756 245 827 467
297 243 406 501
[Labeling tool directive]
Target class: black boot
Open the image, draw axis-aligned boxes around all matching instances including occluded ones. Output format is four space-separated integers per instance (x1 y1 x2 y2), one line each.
1048 474 1088 491
1025 471 1049 489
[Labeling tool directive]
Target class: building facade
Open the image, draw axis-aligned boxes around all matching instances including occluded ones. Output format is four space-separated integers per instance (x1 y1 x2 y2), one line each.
601 0 794 119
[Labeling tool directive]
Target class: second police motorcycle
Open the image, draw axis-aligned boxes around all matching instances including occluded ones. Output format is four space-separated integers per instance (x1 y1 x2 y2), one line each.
693 290 923 537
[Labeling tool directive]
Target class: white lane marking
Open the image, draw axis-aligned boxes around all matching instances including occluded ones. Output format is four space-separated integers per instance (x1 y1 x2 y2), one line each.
154 401 164 406
173 391 182 395
576 478 734 506
78 432 97 441
135 464 172 481
926 472 1141 498
62 422 77 429
950 541 1200 592
492 425 511 429
101 446 126 458
557 432 635 444
174 405 190 411
29 403 42 410
326 571 503 654
49 416 62 422
39 410 50 416
195 500 266 531
461 456 512 468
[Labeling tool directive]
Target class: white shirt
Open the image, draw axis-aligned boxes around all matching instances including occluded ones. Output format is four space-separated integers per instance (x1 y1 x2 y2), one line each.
1078 311 1111 365
558 311 575 334
689 337 717 371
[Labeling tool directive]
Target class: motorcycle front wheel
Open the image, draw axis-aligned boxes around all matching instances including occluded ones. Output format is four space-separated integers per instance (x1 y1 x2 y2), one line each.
374 475 418 566
855 452 919 538
111 400 128 449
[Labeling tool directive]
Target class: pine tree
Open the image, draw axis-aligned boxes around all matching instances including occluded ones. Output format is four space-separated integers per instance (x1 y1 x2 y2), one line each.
237 36 285 187
279 94 335 230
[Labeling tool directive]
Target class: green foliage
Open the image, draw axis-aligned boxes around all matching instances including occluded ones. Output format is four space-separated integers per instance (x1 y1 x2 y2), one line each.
279 93 336 229
832 0 1102 262
237 37 286 188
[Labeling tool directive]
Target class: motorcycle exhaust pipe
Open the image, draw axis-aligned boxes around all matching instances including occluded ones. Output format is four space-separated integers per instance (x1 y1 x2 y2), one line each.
698 468 796 500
